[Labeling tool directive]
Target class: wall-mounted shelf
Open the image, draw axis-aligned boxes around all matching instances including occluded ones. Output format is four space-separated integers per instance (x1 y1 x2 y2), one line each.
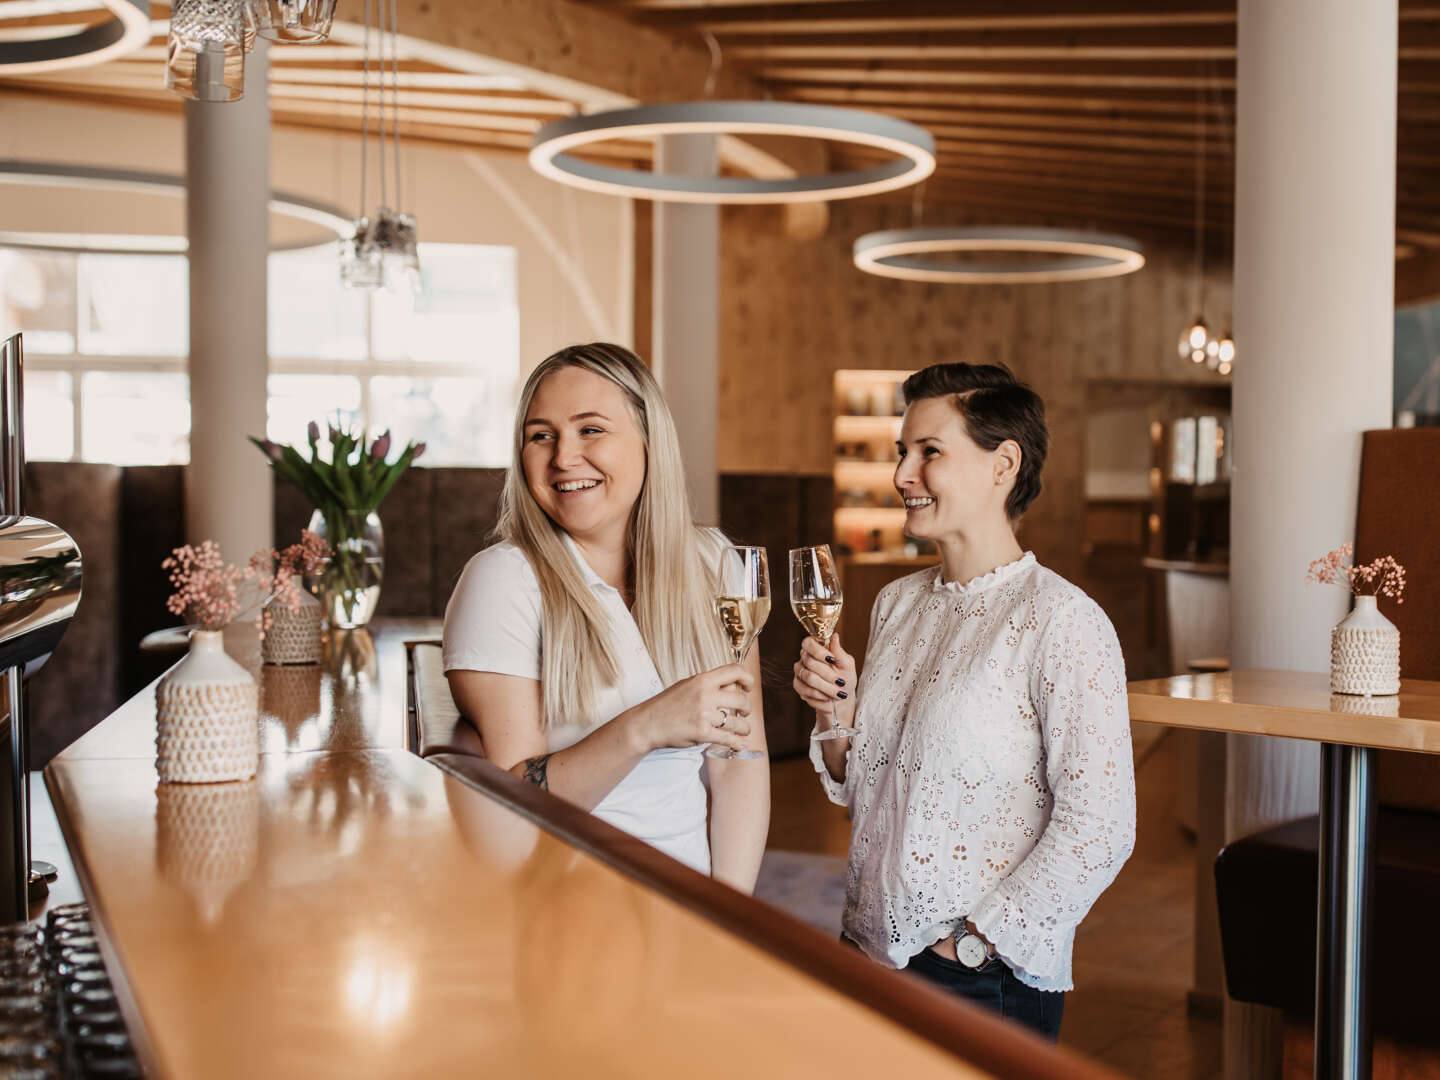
833 369 913 555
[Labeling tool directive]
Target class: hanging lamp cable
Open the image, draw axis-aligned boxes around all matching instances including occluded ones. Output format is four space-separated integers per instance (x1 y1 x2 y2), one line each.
388 0 402 212
359 0 371 219
1192 62 1207 320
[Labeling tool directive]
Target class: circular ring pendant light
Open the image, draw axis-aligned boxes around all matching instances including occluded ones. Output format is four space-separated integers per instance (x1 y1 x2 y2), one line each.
853 226 1146 284
530 101 936 204
0 0 150 75
0 162 353 253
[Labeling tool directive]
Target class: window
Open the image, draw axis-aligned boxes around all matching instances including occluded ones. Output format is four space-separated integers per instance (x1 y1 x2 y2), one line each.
1 243 519 466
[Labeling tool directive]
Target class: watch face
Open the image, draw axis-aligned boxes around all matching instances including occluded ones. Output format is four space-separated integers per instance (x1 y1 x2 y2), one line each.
956 934 989 968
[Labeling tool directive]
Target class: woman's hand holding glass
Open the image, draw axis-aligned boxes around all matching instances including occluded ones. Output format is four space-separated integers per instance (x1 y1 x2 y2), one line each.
626 664 755 755
792 633 858 736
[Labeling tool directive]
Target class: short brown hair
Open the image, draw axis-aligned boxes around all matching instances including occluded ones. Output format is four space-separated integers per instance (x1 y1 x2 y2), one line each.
902 362 1048 520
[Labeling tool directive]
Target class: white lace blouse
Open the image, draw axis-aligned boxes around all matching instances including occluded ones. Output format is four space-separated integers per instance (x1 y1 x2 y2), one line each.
811 552 1136 992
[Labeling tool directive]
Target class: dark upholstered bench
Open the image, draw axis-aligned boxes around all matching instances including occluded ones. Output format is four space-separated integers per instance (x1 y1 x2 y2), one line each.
1215 807 1440 1046
404 640 485 759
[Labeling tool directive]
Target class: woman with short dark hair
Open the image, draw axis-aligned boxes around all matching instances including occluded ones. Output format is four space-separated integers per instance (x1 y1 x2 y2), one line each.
792 361 1136 1041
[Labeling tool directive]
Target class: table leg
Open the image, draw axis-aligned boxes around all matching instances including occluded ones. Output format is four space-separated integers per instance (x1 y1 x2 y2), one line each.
1314 743 1376 1080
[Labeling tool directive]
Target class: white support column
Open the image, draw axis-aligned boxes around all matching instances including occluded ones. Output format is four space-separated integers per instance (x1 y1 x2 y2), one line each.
1227 2 1396 1075
651 134 719 525
185 40 272 559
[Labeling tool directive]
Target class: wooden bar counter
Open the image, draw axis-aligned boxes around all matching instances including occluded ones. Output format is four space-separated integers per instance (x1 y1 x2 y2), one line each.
43 620 1115 1080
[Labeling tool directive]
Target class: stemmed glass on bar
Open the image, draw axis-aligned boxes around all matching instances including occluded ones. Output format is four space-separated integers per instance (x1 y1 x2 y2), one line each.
708 545 769 760
789 544 859 741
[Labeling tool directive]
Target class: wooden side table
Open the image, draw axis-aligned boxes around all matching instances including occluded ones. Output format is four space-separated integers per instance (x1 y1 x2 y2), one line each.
1129 670 1440 1080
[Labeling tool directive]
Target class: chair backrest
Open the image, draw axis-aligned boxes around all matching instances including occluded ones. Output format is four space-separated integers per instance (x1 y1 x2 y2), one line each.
1355 427 1440 810
404 640 486 759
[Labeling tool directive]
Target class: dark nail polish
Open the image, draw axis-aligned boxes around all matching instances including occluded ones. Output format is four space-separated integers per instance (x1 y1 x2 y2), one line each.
837 691 848 699
825 656 837 665
836 679 846 687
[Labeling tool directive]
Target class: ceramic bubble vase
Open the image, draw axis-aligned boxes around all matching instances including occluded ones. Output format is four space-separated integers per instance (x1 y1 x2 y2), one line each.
261 589 323 665
1329 595 1400 696
155 630 259 783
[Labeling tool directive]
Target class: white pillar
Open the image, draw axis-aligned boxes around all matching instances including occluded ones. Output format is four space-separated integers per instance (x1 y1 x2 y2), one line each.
651 134 719 525
185 40 272 560
1227 2 1395 1074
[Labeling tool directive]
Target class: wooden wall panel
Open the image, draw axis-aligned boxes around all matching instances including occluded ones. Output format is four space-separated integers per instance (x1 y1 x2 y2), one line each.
717 198 1233 591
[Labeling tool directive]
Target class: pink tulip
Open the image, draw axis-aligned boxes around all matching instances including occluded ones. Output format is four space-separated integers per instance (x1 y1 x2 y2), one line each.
412 442 427 461
371 431 392 461
307 420 320 444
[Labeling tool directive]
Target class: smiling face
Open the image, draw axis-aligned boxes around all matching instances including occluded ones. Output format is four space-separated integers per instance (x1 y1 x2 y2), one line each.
521 365 648 549
894 396 1017 541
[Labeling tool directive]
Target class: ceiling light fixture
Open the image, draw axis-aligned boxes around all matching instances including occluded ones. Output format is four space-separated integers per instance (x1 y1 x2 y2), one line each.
0 161 351 252
337 0 418 290
0 0 150 75
529 101 935 204
852 226 1145 284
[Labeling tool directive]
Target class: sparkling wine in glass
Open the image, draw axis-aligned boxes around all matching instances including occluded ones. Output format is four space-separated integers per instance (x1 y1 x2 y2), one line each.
789 544 859 742
708 545 769 761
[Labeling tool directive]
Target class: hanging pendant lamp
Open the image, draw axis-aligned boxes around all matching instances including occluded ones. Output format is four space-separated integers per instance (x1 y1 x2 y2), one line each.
852 226 1145 284
529 101 935 204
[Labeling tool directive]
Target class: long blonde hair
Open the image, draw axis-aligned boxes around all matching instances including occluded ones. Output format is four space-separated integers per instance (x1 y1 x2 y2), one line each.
497 343 730 729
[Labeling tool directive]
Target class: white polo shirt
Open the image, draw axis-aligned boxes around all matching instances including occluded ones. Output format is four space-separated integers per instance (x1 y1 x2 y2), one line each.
442 534 710 873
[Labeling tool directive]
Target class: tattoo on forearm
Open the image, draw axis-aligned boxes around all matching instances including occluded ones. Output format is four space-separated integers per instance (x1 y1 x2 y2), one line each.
521 754 553 790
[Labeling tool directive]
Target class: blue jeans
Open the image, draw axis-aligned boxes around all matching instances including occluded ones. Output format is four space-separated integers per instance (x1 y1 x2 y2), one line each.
904 946 1065 1042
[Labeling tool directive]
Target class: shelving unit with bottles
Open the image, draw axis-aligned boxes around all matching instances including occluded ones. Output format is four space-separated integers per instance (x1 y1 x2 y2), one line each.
833 369 913 555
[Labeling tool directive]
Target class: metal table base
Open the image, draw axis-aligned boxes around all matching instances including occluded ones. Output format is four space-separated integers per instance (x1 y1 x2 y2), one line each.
1315 743 1376 1080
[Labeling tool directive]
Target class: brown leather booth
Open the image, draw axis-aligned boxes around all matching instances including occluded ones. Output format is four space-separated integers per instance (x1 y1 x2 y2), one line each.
1214 428 1440 1056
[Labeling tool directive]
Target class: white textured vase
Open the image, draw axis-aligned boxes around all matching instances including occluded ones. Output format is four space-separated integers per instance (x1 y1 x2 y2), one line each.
155 630 259 783
261 590 323 665
1329 595 1401 696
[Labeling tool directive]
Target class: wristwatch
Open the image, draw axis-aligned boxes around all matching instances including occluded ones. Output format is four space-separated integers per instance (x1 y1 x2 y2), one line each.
953 920 998 972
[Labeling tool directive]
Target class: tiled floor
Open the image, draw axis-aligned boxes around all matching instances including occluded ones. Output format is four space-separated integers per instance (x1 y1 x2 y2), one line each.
768 726 1223 1080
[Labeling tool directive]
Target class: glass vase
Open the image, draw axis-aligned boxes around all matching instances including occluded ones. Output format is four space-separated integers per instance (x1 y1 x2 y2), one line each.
305 509 384 630
251 0 336 42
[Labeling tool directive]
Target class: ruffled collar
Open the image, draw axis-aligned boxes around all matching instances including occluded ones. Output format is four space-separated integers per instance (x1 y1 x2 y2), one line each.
930 551 1037 596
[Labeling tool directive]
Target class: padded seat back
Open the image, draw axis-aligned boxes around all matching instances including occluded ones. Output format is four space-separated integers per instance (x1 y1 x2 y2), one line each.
1355 428 1440 810
406 641 485 759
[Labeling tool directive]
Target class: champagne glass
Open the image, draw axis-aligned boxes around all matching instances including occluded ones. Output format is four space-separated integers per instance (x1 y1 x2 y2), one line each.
708 545 769 761
789 545 859 741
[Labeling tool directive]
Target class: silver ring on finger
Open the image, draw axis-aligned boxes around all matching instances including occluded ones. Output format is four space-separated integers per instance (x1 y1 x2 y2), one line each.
714 708 727 730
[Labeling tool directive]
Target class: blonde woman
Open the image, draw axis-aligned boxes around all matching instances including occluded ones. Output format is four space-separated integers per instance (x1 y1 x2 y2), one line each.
444 343 769 891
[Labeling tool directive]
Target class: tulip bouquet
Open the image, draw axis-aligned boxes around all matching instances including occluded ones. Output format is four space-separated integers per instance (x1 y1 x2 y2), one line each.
250 421 425 626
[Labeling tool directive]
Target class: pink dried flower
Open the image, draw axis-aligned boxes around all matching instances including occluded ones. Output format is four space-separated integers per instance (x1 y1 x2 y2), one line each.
162 541 246 632
1306 543 1406 605
247 530 332 640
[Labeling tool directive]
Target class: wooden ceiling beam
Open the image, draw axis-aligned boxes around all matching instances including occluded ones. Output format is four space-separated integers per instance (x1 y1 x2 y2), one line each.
724 27 1236 63
606 0 1238 26
815 103 1234 138
925 122 1230 155
781 84 1233 115
758 63 1236 90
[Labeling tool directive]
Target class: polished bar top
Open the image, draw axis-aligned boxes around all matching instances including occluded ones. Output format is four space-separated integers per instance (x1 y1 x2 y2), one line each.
1128 669 1440 753
45 621 1116 1080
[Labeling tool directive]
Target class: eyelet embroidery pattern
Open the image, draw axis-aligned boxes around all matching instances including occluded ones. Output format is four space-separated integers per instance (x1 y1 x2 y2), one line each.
810 553 1137 993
